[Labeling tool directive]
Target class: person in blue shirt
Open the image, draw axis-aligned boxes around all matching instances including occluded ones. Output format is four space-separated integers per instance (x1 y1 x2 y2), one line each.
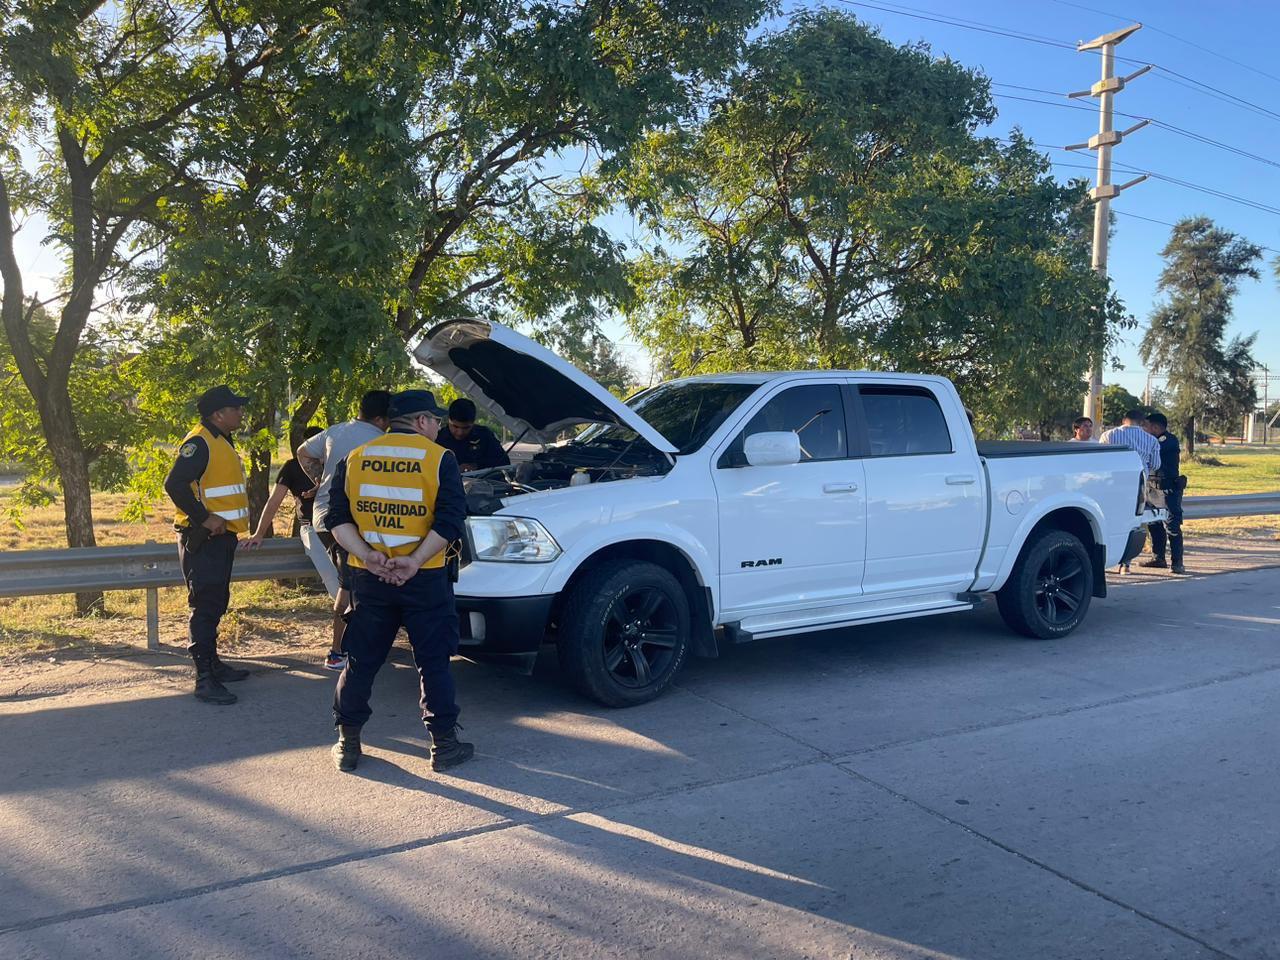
1140 412 1185 574
434 398 510 471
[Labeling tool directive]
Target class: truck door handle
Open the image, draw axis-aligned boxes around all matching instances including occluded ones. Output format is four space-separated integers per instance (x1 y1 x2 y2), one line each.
945 474 976 485
823 482 859 493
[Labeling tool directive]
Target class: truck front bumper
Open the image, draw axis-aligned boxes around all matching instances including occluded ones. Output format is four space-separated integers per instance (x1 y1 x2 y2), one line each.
456 593 556 654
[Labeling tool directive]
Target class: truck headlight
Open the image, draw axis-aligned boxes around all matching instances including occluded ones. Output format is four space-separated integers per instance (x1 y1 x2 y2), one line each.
465 516 561 563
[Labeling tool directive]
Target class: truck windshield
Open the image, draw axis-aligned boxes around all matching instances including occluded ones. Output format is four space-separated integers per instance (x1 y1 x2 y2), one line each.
576 381 758 455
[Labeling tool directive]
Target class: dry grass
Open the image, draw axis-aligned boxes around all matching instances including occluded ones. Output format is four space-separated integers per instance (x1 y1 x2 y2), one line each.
0 579 332 661
0 478 318 661
0 491 174 552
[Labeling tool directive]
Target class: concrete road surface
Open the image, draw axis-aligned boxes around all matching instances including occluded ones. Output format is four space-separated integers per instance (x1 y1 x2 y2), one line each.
2 567 1279 959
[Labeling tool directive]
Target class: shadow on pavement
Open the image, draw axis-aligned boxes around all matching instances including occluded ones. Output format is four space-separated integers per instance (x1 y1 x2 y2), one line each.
4 569 1280 959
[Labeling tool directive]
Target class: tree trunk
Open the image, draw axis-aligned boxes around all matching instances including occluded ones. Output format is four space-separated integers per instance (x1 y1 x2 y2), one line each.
287 385 323 538
289 387 323 454
247 438 272 539
36 381 104 615
1184 415 1196 458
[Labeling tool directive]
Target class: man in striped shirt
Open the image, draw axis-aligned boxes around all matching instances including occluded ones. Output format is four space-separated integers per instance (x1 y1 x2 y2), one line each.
1099 409 1162 476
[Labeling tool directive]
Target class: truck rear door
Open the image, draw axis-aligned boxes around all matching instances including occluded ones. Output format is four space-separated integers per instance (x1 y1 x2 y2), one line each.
853 382 986 598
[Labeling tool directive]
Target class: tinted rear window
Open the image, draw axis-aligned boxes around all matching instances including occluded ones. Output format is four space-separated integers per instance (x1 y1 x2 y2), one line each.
859 386 952 456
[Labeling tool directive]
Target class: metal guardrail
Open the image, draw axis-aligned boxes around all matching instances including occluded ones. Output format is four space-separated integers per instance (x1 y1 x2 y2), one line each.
1181 493 1280 519
0 538 315 649
0 493 1276 649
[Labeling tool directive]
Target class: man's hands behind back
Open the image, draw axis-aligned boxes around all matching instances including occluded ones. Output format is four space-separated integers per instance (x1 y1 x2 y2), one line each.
362 551 418 586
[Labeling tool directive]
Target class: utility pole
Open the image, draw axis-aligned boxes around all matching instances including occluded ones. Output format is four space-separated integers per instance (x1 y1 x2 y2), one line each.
1258 364 1271 445
1068 23 1149 426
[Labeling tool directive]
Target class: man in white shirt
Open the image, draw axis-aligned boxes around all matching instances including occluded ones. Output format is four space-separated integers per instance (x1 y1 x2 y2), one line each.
297 390 391 669
1068 416 1095 442
1099 409 1162 476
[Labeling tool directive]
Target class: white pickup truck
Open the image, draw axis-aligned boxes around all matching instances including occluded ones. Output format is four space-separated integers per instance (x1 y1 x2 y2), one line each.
417 319 1153 706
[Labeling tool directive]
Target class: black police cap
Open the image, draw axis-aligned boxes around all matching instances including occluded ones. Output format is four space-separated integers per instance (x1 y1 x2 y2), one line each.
197 385 250 417
388 389 448 419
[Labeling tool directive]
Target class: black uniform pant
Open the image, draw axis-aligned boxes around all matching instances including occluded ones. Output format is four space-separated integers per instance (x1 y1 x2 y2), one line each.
1149 486 1184 565
177 530 238 661
333 566 461 736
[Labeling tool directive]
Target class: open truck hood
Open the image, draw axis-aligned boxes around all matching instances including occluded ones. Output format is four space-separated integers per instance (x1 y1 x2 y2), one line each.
413 319 678 455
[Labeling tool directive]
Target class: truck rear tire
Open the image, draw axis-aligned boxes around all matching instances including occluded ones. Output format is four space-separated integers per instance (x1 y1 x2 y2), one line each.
997 528 1093 639
556 559 691 707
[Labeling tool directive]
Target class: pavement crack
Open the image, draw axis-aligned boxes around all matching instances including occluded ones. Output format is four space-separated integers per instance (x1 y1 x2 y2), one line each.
833 763 1242 960
833 660 1280 761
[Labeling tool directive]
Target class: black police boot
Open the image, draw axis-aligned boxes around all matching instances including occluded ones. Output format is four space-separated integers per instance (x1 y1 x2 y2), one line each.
332 725 362 772
429 725 474 772
1171 547 1186 575
210 653 250 682
1139 556 1167 569
193 657 237 705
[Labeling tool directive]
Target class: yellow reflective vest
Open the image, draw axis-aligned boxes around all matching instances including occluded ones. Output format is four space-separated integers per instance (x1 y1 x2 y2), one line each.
174 424 250 534
344 432 448 570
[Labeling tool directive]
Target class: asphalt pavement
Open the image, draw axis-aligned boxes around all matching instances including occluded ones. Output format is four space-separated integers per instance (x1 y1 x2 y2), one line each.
2 565 1278 959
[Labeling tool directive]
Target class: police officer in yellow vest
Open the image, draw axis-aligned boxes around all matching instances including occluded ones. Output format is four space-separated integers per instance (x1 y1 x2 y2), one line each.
326 390 472 773
163 385 253 705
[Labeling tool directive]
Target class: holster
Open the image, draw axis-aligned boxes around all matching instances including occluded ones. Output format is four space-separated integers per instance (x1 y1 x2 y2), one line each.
445 540 462 583
180 524 211 555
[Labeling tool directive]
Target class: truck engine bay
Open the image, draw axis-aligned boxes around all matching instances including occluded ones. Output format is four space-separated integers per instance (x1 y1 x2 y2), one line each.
462 434 671 515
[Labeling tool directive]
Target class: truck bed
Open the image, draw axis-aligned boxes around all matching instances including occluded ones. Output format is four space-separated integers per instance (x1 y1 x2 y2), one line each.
977 440 1123 458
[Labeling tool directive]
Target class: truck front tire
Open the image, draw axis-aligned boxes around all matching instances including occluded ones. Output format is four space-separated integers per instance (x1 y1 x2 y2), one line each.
557 559 691 707
997 529 1094 639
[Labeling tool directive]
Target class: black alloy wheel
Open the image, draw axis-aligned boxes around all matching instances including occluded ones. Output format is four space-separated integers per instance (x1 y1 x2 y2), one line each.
1033 545 1087 626
997 528 1094 639
602 586 680 689
557 559 692 706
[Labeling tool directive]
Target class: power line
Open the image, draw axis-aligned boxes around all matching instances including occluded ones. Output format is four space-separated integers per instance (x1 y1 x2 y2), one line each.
827 4 1280 232
1044 162 1280 254
1149 119 1280 172
1112 209 1175 229
993 91 1097 114
834 0 1280 126
992 88 1280 172
1041 0 1280 88
830 0 1076 51
828 0 1145 62
1149 67 1280 125
991 81 1079 98
1041 153 1280 219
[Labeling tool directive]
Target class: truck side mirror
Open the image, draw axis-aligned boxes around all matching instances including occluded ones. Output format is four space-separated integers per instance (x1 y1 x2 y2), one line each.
744 431 802 467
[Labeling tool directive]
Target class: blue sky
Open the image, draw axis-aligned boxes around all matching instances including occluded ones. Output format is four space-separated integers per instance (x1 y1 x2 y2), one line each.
774 0 1280 399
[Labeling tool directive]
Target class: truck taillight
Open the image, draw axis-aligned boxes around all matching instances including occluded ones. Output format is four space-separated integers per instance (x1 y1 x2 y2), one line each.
1136 473 1146 516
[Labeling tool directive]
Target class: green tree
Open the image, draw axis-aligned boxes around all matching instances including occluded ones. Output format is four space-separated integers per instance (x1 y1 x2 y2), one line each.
374 0 769 345
135 0 762 512
127 6 427 521
1102 383 1143 427
3 1 768 583
618 11 1127 428
1140 217 1260 456
1 302 149 512
0 1 320 611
